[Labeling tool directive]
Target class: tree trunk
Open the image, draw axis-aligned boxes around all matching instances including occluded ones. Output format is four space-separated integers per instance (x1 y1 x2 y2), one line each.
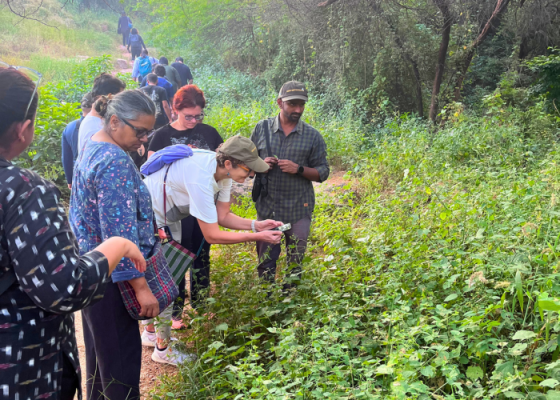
453 0 510 101
429 0 453 122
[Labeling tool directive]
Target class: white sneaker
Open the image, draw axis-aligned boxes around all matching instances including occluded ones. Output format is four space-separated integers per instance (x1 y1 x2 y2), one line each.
141 329 156 348
151 345 197 366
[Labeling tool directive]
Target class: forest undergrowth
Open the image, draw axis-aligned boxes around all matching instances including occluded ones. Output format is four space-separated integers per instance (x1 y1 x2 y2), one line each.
122 53 560 398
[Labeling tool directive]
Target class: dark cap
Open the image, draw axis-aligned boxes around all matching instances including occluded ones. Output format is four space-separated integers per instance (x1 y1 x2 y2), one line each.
80 92 93 109
218 135 269 173
278 81 308 101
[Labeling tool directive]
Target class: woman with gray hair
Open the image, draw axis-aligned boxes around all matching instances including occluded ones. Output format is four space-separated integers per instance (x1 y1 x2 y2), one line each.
69 90 159 400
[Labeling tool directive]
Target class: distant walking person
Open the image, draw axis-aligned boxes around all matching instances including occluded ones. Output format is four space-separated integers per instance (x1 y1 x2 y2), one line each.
171 57 193 87
251 81 329 286
141 74 172 130
158 57 181 94
140 65 175 100
132 49 157 82
128 28 147 61
117 11 132 47
61 92 93 189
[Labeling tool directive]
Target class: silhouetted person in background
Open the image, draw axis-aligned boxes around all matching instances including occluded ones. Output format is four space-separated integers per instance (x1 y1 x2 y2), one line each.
140 65 175 100
158 57 181 94
128 28 147 61
117 11 132 47
172 57 194 86
61 92 93 189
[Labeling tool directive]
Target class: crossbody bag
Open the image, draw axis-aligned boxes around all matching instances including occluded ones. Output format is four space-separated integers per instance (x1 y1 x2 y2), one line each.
159 164 207 286
252 119 272 202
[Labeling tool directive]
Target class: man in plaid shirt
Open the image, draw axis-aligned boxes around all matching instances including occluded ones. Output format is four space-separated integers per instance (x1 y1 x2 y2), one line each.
250 81 329 284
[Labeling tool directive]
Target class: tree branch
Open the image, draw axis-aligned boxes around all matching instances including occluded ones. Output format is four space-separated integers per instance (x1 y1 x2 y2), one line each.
5 0 58 28
317 0 340 7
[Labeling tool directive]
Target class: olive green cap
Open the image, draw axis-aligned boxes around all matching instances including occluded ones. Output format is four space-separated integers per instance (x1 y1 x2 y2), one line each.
278 81 308 101
219 135 269 173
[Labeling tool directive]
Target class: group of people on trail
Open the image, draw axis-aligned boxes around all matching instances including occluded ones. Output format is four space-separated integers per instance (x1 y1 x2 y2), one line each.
117 11 148 61
0 52 329 400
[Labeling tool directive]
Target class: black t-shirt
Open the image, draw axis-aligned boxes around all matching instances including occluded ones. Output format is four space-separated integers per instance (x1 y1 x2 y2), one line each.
141 85 169 129
148 123 224 152
171 62 193 87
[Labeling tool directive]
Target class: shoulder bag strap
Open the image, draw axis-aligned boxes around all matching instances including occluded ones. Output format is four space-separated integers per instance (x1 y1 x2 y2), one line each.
163 164 171 227
162 164 221 258
263 119 272 158
0 161 17 296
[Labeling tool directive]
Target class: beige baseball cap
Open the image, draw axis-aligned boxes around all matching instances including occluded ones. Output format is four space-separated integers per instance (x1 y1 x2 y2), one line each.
219 135 269 173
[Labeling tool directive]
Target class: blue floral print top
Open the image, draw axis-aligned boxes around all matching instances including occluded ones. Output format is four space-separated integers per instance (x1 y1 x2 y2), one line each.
70 140 156 282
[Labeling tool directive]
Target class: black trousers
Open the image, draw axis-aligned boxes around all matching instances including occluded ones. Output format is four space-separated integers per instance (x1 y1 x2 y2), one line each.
61 352 79 400
121 31 129 46
174 216 211 317
131 47 141 61
82 282 141 400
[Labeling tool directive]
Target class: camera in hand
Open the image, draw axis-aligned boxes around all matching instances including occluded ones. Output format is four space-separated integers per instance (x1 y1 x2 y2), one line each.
272 223 291 232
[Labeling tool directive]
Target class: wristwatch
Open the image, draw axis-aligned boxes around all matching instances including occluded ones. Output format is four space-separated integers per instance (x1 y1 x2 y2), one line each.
297 165 304 175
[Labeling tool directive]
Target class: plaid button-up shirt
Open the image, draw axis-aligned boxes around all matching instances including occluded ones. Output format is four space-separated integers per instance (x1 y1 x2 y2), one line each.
250 115 329 224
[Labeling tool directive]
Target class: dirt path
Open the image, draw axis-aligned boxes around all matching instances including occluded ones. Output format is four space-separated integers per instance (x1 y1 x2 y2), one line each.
74 310 177 400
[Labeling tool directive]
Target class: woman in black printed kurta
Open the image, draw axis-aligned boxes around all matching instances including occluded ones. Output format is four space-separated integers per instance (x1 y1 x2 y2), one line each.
0 67 146 400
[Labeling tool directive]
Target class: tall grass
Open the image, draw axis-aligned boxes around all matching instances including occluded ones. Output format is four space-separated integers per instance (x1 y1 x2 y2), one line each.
0 0 121 80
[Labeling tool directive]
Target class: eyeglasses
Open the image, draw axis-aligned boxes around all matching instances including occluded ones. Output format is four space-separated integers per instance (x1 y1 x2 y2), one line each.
238 164 251 174
183 113 204 122
118 116 154 138
0 61 43 122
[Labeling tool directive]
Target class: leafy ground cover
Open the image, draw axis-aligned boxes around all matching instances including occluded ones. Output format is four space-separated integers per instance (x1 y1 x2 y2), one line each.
151 100 560 399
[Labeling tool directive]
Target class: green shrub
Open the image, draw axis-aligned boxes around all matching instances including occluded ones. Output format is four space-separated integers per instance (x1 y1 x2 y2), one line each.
151 106 560 400
12 56 114 190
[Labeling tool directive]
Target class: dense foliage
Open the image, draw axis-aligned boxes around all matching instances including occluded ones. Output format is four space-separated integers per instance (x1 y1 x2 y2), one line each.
12 56 129 188
152 97 560 399
134 0 560 122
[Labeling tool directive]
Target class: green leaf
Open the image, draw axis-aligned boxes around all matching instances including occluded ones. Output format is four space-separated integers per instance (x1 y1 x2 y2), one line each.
420 365 435 378
512 330 537 340
539 299 560 312
495 360 515 376
375 365 394 375
515 270 524 312
504 392 526 399
476 228 485 239
541 379 560 388
215 323 229 332
466 366 483 381
546 390 560 400
444 293 458 302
